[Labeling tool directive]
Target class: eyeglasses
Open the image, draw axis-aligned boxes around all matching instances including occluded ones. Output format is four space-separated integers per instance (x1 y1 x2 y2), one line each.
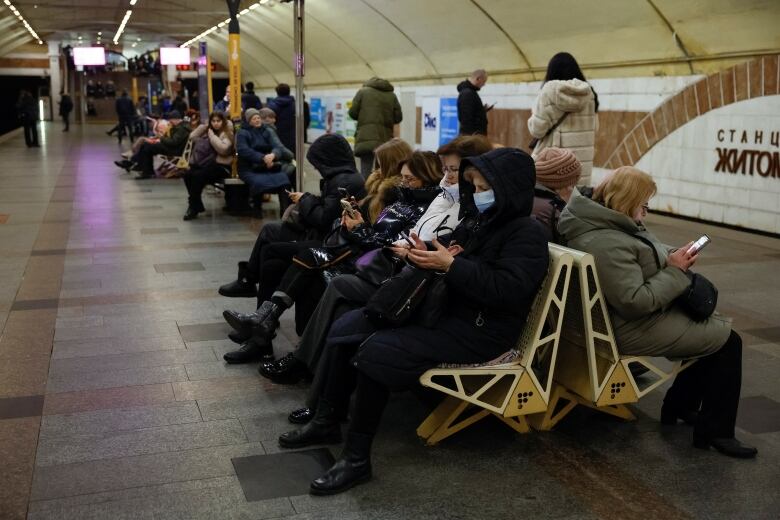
641 203 650 213
442 166 459 174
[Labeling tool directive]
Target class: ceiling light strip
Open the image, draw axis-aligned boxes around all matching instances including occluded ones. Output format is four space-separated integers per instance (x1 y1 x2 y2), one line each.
113 9 133 44
180 0 272 48
3 0 43 44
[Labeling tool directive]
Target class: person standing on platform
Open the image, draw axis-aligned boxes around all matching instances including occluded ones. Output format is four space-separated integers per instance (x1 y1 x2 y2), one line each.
349 77 403 179
16 90 39 148
457 69 491 136
268 83 296 157
115 90 136 144
214 87 230 113
242 82 262 112
59 92 73 132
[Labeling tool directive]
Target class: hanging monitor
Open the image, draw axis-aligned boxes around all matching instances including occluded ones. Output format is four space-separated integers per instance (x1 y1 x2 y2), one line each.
160 47 191 65
73 47 107 66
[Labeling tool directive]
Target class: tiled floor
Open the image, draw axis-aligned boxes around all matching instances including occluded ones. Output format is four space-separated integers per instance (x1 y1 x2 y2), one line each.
0 123 779 519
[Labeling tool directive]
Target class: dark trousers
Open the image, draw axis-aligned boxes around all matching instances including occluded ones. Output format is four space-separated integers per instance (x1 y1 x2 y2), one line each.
245 221 310 284
23 121 39 147
265 249 328 334
665 330 743 439
319 310 390 437
117 117 134 142
356 152 374 179
62 114 70 131
132 141 167 177
183 163 230 209
296 274 378 408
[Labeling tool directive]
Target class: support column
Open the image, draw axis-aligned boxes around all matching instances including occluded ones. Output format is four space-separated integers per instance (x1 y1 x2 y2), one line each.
47 41 62 122
293 0 305 189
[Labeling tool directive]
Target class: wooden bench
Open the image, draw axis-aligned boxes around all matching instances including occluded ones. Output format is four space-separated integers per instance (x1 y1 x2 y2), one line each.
527 244 696 430
416 245 574 445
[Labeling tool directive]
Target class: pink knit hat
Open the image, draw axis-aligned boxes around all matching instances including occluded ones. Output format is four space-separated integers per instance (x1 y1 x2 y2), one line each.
534 147 582 189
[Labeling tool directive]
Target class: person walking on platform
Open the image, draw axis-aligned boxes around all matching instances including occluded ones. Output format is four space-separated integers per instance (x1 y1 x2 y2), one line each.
457 69 491 136
115 90 136 144
268 83 296 157
16 90 39 148
59 92 73 132
349 77 403 178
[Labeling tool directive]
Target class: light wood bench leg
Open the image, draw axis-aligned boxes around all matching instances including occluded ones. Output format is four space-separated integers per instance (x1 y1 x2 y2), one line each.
417 397 491 446
527 384 578 431
494 414 531 434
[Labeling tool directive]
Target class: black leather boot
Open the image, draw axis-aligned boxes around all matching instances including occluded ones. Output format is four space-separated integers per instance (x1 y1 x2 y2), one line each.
222 337 274 364
309 432 373 495
259 352 310 384
182 206 199 221
288 407 314 424
218 262 257 298
228 330 251 345
278 400 341 449
693 436 758 458
223 300 282 340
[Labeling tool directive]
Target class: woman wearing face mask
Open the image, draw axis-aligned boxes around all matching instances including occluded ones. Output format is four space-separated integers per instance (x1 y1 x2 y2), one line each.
222 150 442 364
277 148 549 495
557 167 756 459
258 137 494 424
181 112 234 220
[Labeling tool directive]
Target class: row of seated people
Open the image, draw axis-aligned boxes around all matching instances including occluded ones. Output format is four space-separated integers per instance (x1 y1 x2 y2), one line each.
211 132 756 495
112 107 297 220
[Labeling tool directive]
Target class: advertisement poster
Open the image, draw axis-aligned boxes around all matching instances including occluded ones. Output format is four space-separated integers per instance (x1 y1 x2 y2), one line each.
309 97 324 129
421 97 441 151
439 97 458 146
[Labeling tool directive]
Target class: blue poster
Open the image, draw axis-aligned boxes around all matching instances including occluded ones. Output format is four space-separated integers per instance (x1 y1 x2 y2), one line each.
439 97 458 146
310 97 324 129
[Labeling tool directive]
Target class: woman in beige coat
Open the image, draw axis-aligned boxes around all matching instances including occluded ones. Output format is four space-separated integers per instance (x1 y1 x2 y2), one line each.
528 52 598 186
558 167 756 459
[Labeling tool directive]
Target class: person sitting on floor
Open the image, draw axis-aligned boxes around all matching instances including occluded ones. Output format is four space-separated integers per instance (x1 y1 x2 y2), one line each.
558 166 757 459
218 134 366 300
236 108 295 217
221 148 441 364
182 111 235 221
117 110 190 180
532 147 582 242
277 147 549 495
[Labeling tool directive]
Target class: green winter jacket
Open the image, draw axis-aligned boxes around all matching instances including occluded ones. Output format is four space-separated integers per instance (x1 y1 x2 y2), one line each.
349 77 403 156
159 123 191 156
558 191 730 359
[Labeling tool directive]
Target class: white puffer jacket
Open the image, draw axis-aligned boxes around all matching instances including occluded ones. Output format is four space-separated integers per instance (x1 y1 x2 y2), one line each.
528 79 597 185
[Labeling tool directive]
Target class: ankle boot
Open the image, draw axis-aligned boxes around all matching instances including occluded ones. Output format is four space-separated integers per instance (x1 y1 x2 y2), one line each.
218 262 257 298
278 399 342 449
310 432 373 495
224 300 283 340
222 337 274 364
258 352 310 384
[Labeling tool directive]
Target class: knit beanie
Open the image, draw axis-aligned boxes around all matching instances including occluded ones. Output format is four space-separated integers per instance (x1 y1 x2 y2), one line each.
534 147 581 189
245 108 261 121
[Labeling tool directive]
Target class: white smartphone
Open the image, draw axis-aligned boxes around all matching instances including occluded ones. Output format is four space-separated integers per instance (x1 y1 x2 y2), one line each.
688 234 711 254
399 230 415 247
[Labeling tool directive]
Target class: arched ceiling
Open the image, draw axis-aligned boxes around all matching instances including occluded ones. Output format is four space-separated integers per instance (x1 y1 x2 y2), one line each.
193 0 780 88
3 1 779 87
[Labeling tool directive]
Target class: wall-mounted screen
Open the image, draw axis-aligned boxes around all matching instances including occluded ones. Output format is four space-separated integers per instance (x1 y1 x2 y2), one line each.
160 47 191 65
73 47 106 66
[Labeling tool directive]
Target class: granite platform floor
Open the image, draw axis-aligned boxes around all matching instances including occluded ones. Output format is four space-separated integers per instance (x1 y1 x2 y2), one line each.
1 123 779 520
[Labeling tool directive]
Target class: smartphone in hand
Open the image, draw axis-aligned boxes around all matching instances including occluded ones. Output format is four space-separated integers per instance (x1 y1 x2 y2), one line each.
688 234 711 254
340 199 357 218
399 230 415 247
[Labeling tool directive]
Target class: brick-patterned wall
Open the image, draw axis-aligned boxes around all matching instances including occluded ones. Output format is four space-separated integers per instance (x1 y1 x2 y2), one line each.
605 55 780 169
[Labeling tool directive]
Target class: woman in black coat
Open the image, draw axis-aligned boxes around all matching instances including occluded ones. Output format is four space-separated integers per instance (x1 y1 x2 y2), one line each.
277 148 549 495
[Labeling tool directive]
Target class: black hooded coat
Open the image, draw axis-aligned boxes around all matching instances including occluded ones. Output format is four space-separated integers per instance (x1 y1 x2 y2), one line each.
267 95 296 153
350 147 549 389
297 134 367 235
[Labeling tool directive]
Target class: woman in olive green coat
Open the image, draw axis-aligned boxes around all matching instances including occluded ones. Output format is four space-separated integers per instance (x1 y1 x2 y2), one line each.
558 167 756 459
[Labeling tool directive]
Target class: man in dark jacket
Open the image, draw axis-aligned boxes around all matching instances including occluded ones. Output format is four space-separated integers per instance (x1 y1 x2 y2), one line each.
115 90 136 143
125 110 190 179
267 83 296 157
457 69 491 136
59 93 74 132
219 133 366 299
241 82 262 112
349 77 403 178
16 90 39 147
278 147 549 494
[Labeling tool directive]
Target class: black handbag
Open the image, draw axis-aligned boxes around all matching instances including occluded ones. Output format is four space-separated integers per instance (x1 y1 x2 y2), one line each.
634 235 718 321
364 264 447 328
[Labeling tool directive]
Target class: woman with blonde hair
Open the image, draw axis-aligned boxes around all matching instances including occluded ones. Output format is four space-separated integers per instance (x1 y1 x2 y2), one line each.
361 138 413 224
558 167 756 459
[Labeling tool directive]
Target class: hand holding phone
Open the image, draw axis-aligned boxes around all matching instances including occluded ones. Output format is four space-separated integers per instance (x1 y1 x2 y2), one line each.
687 234 711 254
398 230 415 247
340 199 357 218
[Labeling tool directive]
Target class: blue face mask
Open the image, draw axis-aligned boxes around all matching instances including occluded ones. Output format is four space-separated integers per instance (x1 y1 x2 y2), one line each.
442 184 459 200
473 189 495 213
